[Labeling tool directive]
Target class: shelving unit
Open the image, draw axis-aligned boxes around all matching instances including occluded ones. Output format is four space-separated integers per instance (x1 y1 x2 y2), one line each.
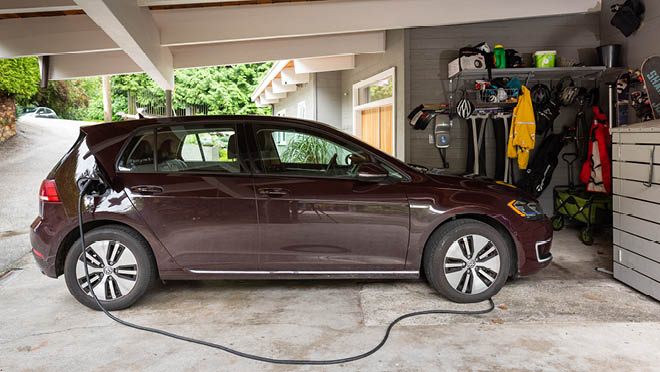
450 66 607 82
448 66 607 113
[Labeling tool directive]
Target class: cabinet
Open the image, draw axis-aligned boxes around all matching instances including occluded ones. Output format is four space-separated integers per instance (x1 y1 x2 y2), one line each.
612 120 660 300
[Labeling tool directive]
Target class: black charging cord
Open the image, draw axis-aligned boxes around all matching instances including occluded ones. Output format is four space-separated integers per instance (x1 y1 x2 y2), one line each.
78 180 495 365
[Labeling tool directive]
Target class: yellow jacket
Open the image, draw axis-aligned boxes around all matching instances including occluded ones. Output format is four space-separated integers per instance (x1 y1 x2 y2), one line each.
507 85 536 169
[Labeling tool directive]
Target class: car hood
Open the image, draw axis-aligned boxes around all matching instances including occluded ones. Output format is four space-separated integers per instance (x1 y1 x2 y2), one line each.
424 173 537 202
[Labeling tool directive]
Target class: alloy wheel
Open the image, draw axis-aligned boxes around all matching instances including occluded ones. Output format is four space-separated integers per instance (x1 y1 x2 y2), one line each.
443 234 501 295
76 240 139 301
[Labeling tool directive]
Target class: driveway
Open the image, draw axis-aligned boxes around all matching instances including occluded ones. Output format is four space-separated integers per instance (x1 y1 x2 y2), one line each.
0 117 82 274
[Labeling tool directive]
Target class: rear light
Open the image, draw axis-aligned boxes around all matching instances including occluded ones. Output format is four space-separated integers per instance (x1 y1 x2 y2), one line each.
39 179 61 202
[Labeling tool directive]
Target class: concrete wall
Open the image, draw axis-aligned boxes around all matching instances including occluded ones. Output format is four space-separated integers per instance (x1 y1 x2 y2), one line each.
340 29 407 160
600 0 660 69
406 13 601 211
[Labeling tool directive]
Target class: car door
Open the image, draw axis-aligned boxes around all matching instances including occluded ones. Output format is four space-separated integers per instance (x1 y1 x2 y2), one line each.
247 120 410 272
118 121 259 271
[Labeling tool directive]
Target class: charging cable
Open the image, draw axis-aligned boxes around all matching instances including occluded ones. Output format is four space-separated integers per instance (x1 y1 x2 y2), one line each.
78 179 495 365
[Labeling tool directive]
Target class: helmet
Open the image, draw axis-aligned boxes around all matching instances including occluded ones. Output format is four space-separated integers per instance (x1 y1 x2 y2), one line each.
408 104 436 130
456 97 475 119
556 76 580 106
531 84 551 107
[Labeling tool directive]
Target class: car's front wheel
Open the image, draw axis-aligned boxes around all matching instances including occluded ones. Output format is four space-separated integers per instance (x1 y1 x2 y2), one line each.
64 226 156 310
423 219 512 303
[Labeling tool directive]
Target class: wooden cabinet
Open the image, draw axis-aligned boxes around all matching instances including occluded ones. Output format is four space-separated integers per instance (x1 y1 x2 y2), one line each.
612 120 660 301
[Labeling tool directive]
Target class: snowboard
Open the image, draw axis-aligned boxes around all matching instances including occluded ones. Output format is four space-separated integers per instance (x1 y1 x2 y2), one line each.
631 69 653 122
616 72 630 126
641 56 660 120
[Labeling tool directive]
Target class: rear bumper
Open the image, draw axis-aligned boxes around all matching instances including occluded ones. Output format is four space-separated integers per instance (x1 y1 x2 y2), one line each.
30 213 65 278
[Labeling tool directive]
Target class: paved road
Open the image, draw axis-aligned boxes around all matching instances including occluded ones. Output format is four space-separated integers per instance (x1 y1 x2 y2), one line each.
0 117 83 274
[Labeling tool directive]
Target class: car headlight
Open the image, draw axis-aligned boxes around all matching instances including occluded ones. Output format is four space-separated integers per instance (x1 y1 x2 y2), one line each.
508 200 544 220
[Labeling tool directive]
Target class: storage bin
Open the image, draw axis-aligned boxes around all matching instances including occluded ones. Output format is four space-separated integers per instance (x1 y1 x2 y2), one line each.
534 50 557 68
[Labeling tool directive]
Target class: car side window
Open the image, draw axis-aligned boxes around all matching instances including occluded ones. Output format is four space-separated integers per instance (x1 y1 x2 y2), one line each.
254 124 370 178
118 125 246 174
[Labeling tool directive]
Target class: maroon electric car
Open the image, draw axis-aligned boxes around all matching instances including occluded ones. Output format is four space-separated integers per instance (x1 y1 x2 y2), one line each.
30 116 552 310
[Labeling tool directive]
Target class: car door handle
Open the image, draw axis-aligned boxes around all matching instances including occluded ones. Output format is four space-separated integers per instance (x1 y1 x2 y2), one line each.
257 187 289 197
130 185 164 195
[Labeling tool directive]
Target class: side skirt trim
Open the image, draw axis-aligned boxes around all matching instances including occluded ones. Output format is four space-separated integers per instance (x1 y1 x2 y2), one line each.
187 270 419 276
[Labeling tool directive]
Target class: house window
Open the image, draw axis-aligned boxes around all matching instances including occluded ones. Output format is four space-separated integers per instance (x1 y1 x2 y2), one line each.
352 67 396 156
297 101 306 119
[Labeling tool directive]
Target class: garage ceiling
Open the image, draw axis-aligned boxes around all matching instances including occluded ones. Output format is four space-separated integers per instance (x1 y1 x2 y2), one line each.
0 0 602 89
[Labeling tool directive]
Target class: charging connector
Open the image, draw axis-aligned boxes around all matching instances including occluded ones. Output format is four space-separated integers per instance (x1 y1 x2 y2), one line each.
77 176 495 365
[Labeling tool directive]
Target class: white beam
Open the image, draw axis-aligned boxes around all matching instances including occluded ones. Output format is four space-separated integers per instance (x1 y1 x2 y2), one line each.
49 51 141 80
45 30 378 80
254 97 269 108
0 0 79 14
259 94 278 105
265 87 286 100
281 68 309 86
154 0 601 46
0 15 118 58
139 0 248 5
272 78 297 94
294 55 355 74
74 0 174 90
172 31 385 69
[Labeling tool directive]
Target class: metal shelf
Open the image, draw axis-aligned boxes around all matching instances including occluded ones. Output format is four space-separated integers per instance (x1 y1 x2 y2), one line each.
450 66 607 82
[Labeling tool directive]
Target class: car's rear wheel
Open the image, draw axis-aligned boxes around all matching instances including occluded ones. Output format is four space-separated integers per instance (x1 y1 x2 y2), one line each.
423 219 511 303
64 226 156 310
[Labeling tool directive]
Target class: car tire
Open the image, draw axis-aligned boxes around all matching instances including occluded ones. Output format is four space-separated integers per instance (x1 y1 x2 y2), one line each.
64 225 156 311
423 219 512 303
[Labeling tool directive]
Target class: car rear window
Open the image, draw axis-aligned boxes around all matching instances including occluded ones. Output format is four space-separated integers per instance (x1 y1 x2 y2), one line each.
117 125 246 174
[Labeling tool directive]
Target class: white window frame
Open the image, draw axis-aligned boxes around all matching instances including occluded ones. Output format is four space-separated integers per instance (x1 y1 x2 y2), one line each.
297 101 306 119
352 67 396 156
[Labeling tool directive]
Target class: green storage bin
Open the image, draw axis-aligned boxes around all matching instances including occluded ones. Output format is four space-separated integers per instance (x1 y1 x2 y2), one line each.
534 50 557 68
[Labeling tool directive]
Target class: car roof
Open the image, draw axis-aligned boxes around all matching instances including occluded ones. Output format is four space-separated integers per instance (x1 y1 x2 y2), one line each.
81 115 345 141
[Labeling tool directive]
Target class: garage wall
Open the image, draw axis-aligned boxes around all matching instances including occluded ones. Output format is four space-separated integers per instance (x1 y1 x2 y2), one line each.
405 13 601 211
340 29 406 160
600 0 660 69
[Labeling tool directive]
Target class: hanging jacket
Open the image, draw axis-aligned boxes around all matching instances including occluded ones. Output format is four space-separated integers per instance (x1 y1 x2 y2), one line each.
507 85 536 169
580 107 612 193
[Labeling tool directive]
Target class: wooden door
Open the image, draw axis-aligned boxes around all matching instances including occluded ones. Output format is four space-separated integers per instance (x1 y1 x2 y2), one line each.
360 104 393 155
379 105 393 155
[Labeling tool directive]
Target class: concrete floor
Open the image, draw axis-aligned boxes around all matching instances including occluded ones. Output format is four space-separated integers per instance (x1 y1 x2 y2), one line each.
2 118 660 371
2 228 660 371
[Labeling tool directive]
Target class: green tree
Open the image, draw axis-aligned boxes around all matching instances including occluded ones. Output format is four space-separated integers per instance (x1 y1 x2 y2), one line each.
0 57 40 104
34 79 91 120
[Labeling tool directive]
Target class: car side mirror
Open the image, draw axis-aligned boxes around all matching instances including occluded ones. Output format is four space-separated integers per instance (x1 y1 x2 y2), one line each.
356 162 388 183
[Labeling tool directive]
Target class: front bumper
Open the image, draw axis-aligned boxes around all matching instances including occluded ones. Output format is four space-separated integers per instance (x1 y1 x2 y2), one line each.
516 216 553 276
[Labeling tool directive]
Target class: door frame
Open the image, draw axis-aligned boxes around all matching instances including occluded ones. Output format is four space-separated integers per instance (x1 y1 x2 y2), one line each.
352 67 396 155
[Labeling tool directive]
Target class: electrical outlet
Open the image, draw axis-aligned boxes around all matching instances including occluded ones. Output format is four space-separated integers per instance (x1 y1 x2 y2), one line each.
428 134 434 144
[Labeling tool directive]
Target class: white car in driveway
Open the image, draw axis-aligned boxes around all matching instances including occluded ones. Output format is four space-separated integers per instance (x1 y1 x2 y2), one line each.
20 107 59 119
